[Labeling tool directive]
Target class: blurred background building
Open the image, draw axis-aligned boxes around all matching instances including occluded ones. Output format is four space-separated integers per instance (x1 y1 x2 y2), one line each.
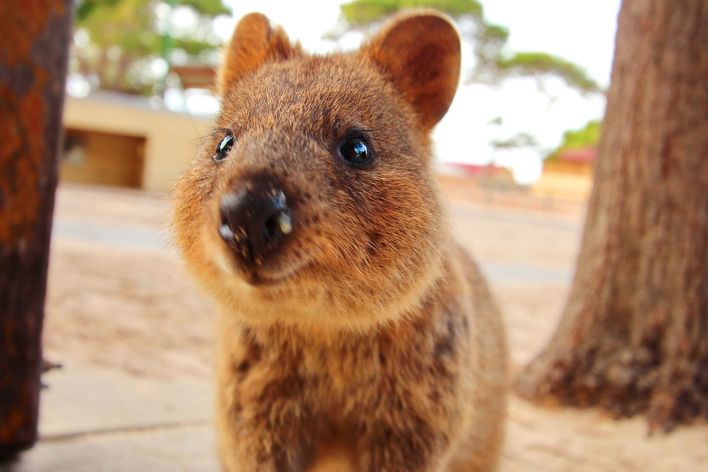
62 0 619 202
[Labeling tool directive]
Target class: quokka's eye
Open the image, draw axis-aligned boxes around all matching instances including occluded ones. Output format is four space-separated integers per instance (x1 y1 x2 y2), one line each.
213 132 235 162
338 131 375 168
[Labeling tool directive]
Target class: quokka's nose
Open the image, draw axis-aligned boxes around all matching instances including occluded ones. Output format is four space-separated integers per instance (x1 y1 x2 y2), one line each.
218 184 293 266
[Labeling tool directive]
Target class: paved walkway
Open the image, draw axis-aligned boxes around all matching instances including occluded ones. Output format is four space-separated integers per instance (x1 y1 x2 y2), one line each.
3 184 705 471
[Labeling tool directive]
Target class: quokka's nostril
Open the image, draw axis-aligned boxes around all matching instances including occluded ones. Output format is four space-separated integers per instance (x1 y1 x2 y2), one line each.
263 209 292 241
263 216 277 241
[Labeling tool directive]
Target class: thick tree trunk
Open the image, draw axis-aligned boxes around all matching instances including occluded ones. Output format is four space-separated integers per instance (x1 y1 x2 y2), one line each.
0 0 72 457
516 0 707 432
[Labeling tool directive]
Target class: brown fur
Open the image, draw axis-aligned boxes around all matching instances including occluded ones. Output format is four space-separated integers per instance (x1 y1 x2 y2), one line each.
173 10 507 472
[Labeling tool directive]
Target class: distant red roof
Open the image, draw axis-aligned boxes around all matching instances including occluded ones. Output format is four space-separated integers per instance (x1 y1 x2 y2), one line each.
445 163 508 177
557 147 597 164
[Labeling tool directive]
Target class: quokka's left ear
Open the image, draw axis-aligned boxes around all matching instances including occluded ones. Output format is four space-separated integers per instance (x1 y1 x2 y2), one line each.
217 12 301 96
361 10 461 130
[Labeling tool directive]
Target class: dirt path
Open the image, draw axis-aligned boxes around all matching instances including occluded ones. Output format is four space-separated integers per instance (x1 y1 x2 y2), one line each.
40 183 707 471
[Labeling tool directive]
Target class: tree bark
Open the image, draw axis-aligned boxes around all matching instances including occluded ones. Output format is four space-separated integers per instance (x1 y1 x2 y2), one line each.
516 0 707 432
0 0 72 457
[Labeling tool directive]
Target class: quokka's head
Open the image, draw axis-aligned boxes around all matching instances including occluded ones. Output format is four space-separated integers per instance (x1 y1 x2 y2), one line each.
173 10 461 330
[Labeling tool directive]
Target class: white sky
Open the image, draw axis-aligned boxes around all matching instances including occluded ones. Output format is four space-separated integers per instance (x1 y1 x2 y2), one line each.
214 0 622 183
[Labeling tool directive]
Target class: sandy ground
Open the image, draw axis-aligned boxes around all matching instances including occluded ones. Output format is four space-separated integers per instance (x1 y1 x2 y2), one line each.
20 182 707 471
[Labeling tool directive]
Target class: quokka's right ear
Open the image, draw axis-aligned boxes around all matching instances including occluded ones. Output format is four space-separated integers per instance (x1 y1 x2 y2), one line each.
361 11 461 131
217 13 301 96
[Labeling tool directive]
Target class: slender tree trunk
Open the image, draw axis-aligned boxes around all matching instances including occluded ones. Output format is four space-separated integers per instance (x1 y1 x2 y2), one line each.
0 0 72 457
516 0 707 432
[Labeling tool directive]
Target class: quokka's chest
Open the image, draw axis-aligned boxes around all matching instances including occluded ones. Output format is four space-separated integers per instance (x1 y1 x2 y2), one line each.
233 324 466 409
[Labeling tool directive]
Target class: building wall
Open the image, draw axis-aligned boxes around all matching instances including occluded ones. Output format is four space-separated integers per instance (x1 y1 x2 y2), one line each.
531 160 594 201
62 128 145 188
63 94 213 192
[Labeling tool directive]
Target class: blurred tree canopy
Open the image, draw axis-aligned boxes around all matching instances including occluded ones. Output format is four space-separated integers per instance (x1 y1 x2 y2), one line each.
338 0 602 94
491 132 539 150
545 119 601 160
72 0 229 95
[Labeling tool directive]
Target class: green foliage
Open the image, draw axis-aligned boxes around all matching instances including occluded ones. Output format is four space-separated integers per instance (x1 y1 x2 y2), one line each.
487 116 503 126
497 52 601 94
338 0 601 96
491 132 538 150
482 23 508 42
76 0 121 21
179 0 229 16
546 120 601 160
341 0 482 26
73 0 229 95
